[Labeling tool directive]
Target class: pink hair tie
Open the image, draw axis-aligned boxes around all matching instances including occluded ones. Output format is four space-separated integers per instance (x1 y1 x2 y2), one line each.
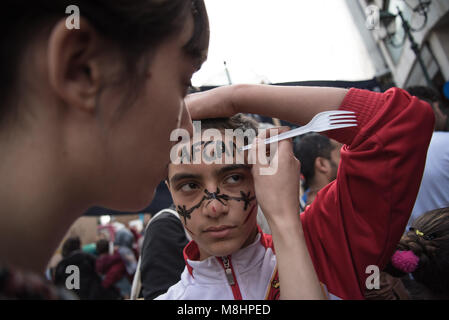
391 250 419 273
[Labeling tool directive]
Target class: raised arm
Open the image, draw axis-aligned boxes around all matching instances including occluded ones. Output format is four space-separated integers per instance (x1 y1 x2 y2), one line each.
300 88 435 299
186 84 348 125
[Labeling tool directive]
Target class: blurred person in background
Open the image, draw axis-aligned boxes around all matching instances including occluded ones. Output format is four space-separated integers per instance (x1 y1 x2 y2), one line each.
407 86 449 228
54 237 121 299
96 238 132 299
294 133 342 207
407 86 448 132
139 207 190 300
366 207 449 300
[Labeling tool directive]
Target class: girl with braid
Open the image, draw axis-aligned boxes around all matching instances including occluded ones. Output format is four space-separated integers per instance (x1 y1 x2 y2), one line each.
388 207 449 299
366 207 449 299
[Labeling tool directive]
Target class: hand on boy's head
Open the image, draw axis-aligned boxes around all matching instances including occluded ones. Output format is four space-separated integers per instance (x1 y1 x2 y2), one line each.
185 85 236 120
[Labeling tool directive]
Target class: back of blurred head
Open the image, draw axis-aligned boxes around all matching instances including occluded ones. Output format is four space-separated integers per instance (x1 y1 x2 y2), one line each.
114 228 135 250
293 133 341 193
96 239 110 256
62 236 81 259
407 86 448 132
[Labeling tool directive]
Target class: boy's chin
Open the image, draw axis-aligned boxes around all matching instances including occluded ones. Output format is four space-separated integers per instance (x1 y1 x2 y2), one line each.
204 241 243 258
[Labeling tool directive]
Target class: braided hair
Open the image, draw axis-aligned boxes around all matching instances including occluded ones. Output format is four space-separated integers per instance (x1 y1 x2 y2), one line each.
388 207 449 297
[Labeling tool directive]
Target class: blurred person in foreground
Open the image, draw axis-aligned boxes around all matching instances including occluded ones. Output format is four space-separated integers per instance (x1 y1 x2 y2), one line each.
0 0 209 299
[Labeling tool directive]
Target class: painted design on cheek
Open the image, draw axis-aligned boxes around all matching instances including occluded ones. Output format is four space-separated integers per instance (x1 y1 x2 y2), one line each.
177 202 203 225
176 188 257 224
184 225 196 236
243 204 257 224
234 191 257 211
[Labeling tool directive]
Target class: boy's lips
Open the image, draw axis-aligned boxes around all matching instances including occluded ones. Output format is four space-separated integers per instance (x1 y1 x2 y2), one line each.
203 225 237 238
204 225 236 232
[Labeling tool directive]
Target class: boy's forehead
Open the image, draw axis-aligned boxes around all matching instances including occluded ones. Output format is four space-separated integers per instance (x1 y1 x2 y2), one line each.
170 136 249 166
169 162 213 175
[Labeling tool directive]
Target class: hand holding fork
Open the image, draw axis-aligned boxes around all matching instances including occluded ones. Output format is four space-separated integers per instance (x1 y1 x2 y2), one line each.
241 110 357 151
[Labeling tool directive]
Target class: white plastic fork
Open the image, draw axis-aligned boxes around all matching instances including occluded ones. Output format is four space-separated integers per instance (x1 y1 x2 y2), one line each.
240 110 357 151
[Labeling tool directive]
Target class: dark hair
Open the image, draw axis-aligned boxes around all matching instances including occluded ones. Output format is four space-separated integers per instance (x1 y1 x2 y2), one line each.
406 86 443 121
1 0 209 123
407 86 442 105
62 236 81 258
388 207 449 297
407 86 448 131
201 113 259 137
200 114 260 153
293 133 335 190
95 239 109 256
167 114 259 171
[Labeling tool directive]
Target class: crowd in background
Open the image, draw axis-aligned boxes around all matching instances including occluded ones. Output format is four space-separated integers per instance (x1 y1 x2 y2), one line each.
46 225 142 300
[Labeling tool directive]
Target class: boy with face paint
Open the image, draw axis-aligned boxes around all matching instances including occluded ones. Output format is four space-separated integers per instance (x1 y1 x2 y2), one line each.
184 84 435 300
158 115 325 300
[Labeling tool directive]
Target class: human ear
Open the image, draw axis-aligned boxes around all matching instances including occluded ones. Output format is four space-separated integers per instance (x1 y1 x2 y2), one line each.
47 18 104 113
315 157 330 174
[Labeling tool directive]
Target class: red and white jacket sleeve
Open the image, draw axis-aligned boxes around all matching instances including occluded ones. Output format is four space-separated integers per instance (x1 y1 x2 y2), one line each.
300 87 435 300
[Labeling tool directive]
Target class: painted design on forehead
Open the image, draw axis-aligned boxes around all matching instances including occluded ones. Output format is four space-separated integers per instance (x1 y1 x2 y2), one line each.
176 188 256 224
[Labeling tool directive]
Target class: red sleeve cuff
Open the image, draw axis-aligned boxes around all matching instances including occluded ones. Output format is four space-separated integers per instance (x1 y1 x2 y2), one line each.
325 88 385 145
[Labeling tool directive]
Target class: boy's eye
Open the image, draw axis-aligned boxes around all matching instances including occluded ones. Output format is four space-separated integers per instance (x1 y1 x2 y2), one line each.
224 174 242 184
180 182 199 192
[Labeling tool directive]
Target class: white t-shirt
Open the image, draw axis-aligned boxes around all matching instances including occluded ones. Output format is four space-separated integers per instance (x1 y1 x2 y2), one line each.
408 131 449 227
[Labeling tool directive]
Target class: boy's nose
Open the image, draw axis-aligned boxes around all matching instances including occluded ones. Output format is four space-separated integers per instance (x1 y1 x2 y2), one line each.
203 198 228 218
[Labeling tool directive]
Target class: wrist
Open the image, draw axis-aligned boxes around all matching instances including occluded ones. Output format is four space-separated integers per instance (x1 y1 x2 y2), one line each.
230 84 246 114
231 83 259 114
270 216 305 250
266 208 302 235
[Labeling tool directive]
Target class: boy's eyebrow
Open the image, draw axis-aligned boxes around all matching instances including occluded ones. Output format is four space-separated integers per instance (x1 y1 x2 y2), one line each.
215 164 251 177
170 165 251 185
170 173 202 185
